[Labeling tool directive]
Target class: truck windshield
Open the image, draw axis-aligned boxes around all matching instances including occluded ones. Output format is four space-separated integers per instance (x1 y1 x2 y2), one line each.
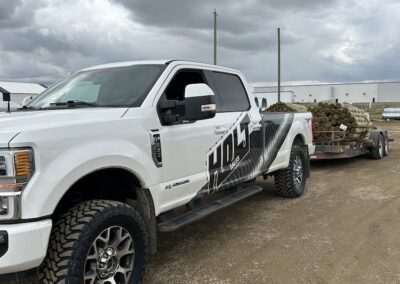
28 64 165 109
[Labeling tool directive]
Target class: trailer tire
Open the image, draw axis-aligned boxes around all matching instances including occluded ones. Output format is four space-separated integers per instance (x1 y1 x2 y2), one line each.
38 200 149 284
383 133 389 156
274 145 306 198
371 133 384 159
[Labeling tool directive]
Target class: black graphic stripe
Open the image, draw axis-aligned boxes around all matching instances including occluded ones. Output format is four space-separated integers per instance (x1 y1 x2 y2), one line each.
262 113 294 173
196 112 295 199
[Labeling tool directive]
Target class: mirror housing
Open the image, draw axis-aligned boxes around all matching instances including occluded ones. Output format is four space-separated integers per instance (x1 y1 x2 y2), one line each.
159 100 185 124
183 83 216 121
160 83 217 125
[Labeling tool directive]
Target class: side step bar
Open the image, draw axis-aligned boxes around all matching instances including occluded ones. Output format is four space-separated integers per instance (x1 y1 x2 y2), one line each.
157 185 263 232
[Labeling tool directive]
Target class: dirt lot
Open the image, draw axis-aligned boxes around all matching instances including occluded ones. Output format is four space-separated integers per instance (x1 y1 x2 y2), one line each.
145 120 400 284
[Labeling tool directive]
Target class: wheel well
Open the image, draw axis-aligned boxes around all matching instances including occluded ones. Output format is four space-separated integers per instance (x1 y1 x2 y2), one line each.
52 168 158 255
53 168 141 219
293 134 305 146
292 134 310 178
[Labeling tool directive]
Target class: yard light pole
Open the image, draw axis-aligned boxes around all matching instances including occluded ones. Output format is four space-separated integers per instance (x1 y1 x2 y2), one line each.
213 9 218 65
277 27 281 103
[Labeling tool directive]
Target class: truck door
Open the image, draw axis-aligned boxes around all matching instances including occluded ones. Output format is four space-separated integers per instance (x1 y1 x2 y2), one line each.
205 71 264 193
155 68 220 209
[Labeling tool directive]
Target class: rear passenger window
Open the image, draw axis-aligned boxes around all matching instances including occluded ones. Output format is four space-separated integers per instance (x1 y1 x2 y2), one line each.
211 72 250 112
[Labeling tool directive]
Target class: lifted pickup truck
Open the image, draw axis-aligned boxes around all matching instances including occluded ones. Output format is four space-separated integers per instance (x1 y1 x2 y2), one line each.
0 60 314 283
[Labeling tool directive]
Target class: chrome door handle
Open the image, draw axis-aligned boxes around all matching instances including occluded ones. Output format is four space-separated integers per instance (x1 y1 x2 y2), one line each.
252 123 262 131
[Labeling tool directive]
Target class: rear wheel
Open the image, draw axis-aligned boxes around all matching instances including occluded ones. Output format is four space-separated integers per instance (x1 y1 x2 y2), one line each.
38 200 149 284
371 134 384 159
274 145 307 198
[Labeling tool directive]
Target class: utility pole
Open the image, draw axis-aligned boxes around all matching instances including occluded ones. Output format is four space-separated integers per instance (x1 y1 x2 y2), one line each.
277 27 281 102
213 9 218 65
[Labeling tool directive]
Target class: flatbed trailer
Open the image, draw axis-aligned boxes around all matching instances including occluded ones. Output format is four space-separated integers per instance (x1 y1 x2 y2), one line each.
310 128 390 160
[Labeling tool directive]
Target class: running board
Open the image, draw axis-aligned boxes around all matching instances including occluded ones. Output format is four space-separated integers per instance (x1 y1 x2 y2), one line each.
157 185 263 232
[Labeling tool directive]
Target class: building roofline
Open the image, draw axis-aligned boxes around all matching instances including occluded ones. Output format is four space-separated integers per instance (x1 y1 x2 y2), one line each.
253 80 400 88
0 86 9 94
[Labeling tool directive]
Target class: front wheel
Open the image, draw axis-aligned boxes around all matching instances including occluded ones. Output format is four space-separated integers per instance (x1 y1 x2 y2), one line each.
38 200 149 284
274 145 307 198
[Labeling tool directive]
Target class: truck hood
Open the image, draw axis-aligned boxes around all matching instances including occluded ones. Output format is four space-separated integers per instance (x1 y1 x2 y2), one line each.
0 108 128 146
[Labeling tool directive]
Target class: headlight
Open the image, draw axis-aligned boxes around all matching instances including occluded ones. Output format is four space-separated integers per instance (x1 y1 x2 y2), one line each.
0 196 8 214
0 149 34 220
0 194 20 220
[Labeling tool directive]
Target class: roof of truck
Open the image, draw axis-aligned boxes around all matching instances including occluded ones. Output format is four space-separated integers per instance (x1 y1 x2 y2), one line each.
82 60 170 70
82 60 238 73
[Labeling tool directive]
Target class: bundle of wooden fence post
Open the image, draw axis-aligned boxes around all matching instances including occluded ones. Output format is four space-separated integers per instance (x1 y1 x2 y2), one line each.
308 102 373 142
265 102 308 112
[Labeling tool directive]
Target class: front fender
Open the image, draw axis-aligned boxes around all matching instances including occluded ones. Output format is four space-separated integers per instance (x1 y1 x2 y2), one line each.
20 140 158 219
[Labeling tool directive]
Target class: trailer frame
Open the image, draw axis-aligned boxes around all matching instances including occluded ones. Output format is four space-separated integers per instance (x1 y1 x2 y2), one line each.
310 129 387 160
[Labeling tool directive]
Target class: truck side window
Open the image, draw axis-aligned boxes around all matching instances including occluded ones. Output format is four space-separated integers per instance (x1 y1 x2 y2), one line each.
164 70 206 101
211 72 250 112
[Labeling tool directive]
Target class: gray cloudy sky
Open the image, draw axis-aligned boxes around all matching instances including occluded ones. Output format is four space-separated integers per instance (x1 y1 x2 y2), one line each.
0 0 399 85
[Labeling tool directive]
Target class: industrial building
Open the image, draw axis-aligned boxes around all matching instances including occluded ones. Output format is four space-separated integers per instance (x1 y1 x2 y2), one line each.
0 81 46 104
252 81 400 106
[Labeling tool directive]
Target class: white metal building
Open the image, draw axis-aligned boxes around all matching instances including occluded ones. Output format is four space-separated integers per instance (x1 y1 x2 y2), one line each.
0 81 46 104
252 81 400 105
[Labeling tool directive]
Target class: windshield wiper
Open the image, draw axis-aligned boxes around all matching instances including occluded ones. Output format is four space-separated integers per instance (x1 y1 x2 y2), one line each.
49 100 98 108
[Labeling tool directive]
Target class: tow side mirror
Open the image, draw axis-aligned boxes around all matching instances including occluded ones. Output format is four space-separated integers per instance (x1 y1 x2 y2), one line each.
160 84 217 125
159 100 186 124
184 83 216 121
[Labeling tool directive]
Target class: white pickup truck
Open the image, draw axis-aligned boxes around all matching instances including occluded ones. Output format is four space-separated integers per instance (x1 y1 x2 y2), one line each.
0 60 314 283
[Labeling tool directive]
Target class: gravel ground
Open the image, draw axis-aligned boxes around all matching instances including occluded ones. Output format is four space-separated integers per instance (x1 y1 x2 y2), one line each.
145 120 400 284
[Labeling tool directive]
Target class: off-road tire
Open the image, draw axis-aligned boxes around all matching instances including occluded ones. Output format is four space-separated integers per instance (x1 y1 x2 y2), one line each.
371 134 384 159
274 145 307 198
37 200 149 284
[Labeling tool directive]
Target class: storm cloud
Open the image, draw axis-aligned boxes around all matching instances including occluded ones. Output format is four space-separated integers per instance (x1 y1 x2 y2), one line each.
0 0 399 84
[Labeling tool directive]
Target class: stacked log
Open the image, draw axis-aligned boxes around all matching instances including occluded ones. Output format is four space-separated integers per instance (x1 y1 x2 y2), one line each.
309 102 372 142
265 102 308 112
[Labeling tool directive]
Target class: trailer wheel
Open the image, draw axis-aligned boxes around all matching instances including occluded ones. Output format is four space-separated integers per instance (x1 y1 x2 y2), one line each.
370 133 384 159
38 200 149 284
274 145 306 198
383 133 389 156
